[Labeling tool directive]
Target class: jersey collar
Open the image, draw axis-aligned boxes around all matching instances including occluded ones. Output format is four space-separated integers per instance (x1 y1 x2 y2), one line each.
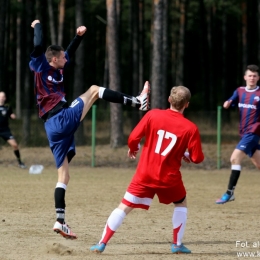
245 86 259 92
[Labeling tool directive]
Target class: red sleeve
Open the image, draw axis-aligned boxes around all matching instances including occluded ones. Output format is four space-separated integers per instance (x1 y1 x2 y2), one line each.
188 127 204 164
128 111 150 152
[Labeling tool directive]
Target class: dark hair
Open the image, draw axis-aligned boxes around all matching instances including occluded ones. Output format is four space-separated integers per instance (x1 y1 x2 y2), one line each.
45 45 64 62
245 64 259 74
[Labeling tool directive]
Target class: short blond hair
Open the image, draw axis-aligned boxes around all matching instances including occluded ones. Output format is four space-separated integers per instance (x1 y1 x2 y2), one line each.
169 86 191 110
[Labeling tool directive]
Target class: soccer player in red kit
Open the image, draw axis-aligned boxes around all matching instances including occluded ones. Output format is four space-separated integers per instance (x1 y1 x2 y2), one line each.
90 86 204 254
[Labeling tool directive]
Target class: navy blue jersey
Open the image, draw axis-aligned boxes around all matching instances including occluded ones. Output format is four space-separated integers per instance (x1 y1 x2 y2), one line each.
228 86 260 136
0 105 13 130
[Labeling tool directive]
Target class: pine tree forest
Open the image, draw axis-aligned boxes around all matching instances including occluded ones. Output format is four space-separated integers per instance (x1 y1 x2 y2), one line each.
0 0 259 146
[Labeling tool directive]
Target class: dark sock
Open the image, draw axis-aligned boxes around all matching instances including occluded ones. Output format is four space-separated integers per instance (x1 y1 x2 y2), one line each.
102 89 140 108
14 150 21 163
54 187 66 224
226 170 241 195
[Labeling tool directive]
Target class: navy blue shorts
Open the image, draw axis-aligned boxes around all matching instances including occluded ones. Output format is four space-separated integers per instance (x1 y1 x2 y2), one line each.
236 133 260 158
44 98 84 168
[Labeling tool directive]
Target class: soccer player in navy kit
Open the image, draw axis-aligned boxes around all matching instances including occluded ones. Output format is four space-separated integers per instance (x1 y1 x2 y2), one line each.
216 65 260 204
29 19 150 239
0 92 26 168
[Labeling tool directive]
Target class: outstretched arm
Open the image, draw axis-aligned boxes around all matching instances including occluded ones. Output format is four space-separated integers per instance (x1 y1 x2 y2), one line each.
31 19 44 57
223 100 233 109
66 26 87 58
223 89 239 109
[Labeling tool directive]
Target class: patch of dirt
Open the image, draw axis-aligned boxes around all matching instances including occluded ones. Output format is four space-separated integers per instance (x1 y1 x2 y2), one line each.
0 143 257 260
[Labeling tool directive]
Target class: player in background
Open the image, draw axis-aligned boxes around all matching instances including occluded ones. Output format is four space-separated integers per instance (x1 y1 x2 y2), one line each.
216 64 260 204
90 86 204 254
0 92 26 168
29 19 150 240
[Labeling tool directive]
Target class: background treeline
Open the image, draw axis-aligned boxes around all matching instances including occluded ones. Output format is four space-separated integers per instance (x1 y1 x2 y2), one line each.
0 0 257 146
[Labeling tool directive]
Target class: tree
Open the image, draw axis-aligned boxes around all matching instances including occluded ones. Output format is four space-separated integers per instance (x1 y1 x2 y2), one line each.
175 0 185 86
138 0 144 93
47 0 56 44
258 0 260 64
22 0 33 146
107 0 123 147
73 0 85 144
161 0 168 108
16 0 22 118
0 0 8 91
130 0 139 126
241 0 247 71
151 0 163 109
57 0 65 46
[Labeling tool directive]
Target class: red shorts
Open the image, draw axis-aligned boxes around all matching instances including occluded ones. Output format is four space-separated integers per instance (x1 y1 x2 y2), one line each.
121 179 186 210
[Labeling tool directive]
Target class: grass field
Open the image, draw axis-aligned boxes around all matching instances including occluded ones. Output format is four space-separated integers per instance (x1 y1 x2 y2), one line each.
0 144 259 259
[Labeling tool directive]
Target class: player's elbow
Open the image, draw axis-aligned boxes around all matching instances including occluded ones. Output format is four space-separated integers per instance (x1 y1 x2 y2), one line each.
191 154 204 164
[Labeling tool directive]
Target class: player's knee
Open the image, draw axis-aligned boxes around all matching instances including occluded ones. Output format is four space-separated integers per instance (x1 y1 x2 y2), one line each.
89 85 99 95
82 85 99 101
230 157 238 164
12 144 19 150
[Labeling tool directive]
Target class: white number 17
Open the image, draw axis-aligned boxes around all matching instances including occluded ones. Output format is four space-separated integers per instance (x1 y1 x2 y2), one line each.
155 130 177 156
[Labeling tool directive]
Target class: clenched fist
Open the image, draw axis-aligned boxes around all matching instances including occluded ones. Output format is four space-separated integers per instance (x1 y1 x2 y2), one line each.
76 26 87 36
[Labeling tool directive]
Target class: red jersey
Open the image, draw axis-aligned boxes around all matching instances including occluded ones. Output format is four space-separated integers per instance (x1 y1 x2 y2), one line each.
128 109 204 188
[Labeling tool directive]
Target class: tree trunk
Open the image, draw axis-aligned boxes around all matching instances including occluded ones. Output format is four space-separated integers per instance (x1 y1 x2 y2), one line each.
107 0 123 147
22 0 33 146
171 0 178 86
138 0 144 93
198 0 209 109
161 0 168 108
0 0 8 91
221 4 227 103
176 0 185 86
58 0 65 46
206 3 214 109
47 0 56 44
16 5 22 119
130 0 139 127
73 0 85 145
258 0 260 64
241 0 247 71
151 0 163 109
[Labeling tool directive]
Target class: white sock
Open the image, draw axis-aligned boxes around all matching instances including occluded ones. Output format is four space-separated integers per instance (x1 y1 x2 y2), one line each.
56 182 67 190
172 207 187 246
98 87 105 98
99 208 126 244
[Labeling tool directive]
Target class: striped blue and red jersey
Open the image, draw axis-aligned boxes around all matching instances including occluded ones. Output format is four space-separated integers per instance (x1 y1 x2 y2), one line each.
29 22 84 118
29 53 69 118
228 86 260 137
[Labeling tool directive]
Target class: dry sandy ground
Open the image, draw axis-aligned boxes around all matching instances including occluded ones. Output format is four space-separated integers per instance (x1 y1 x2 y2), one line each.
0 144 259 260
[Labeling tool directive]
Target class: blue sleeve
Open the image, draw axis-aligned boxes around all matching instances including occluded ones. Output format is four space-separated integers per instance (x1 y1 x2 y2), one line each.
63 52 70 69
228 89 239 107
29 53 49 72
